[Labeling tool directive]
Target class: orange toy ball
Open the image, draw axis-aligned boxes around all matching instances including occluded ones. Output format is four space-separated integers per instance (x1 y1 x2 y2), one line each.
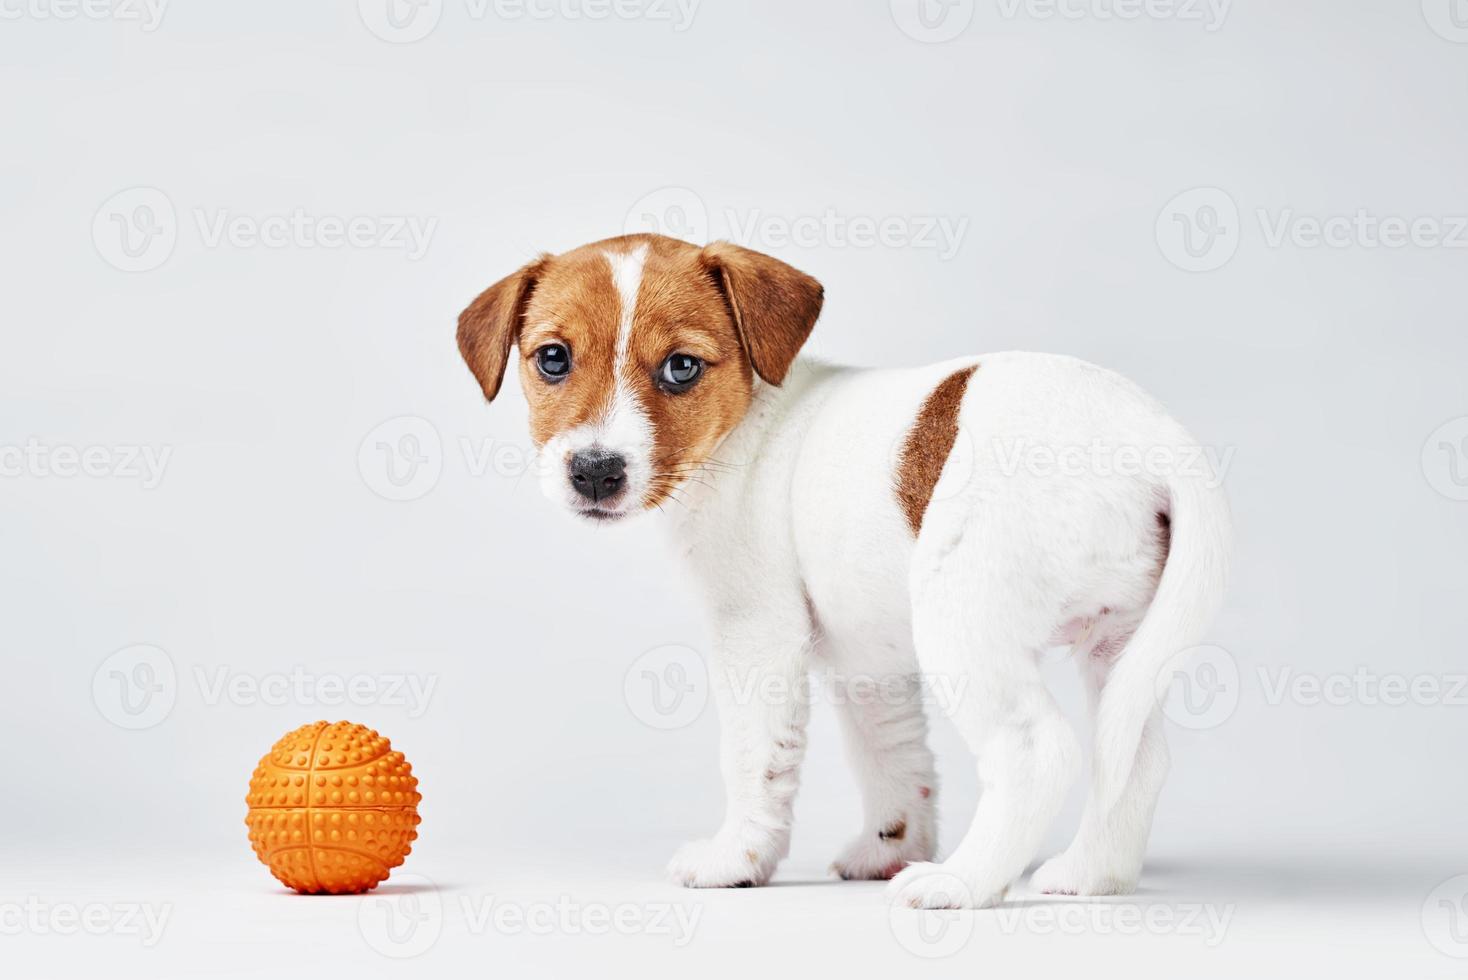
244 720 422 895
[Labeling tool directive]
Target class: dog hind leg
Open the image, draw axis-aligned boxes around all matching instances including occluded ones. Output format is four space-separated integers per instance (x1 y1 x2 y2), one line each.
1032 634 1170 896
889 528 1081 909
827 666 938 880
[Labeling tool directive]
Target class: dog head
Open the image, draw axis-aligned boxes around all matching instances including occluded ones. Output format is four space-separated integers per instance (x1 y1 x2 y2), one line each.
457 234 823 521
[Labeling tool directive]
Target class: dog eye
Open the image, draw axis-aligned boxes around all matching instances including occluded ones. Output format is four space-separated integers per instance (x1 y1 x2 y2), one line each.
658 353 703 391
535 344 571 381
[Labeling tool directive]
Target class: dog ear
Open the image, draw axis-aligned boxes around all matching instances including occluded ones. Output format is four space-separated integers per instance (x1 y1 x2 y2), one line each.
700 241 824 385
457 255 551 402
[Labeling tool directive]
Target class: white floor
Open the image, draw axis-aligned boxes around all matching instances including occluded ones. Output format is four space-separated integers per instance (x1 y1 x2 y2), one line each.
3 844 1459 978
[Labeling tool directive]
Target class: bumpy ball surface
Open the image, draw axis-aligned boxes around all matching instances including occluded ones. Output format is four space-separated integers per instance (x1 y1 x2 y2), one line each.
244 720 421 895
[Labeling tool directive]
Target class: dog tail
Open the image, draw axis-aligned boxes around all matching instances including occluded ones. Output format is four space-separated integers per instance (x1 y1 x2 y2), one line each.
1092 452 1231 813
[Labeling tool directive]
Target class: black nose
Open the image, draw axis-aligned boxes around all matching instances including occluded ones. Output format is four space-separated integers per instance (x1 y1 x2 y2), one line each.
568 450 627 502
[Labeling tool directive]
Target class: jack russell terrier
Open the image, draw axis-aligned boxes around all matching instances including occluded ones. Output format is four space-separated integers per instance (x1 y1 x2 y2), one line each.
457 233 1230 909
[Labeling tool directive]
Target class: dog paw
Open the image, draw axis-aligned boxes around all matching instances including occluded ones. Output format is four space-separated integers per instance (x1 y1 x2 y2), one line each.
667 833 780 888
1030 851 1137 896
831 820 934 880
888 862 1007 910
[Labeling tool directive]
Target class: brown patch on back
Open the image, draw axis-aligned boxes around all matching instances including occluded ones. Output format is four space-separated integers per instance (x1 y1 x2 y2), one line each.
895 365 978 535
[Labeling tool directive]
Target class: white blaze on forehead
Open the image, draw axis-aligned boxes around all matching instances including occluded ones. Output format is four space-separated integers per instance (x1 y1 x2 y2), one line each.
544 242 653 509
605 243 649 380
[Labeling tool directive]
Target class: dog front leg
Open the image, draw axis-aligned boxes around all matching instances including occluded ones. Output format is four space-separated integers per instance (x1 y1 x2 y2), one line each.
667 618 811 888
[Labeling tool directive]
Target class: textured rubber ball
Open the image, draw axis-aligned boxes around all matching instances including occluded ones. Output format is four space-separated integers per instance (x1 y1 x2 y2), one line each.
244 720 421 894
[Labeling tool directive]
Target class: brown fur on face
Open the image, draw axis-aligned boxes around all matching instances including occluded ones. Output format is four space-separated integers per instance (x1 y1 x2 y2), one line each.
457 234 824 513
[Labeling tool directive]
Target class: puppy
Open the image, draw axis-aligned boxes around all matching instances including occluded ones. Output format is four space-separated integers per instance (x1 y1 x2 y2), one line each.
457 234 1230 909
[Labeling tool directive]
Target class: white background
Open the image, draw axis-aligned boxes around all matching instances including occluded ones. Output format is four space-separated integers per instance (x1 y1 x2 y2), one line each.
3 1 1467 976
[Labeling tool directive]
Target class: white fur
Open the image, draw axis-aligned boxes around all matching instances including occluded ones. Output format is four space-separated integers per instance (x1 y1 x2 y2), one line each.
657 352 1230 908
